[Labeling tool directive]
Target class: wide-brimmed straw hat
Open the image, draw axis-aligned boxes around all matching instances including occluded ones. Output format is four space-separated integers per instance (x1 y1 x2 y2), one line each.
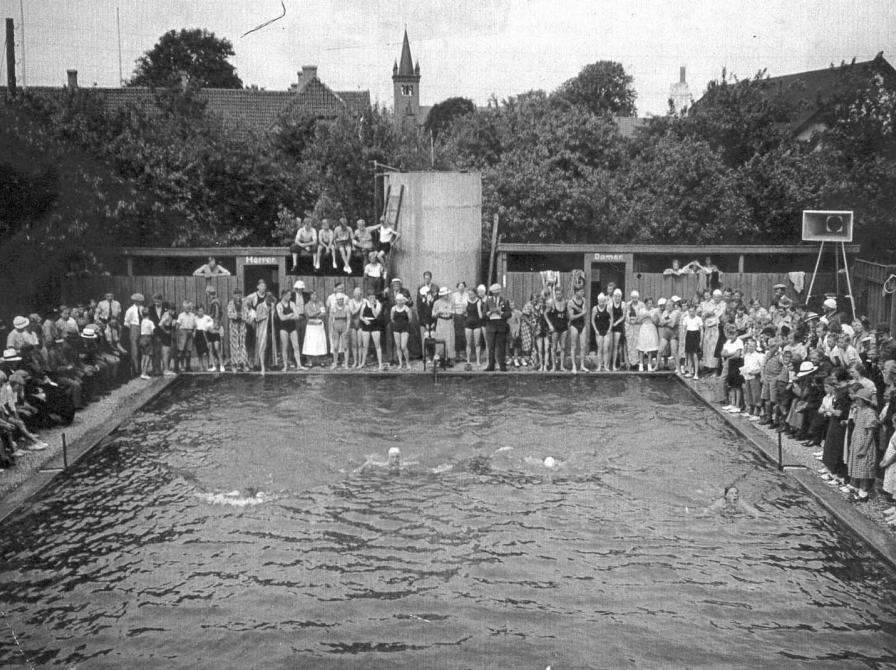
797 361 818 378
854 387 875 403
130 293 145 302
2 348 21 362
12 316 28 329
80 326 98 339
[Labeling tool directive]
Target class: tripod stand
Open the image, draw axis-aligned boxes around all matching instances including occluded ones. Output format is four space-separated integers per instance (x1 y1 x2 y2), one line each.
805 240 856 319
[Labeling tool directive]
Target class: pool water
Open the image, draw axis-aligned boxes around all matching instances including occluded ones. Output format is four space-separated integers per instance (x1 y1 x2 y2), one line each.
1 375 896 669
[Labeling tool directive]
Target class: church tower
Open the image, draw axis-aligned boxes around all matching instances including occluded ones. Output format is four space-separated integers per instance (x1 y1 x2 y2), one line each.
392 30 421 128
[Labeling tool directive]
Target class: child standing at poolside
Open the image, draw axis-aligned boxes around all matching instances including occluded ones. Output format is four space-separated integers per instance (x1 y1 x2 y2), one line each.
741 338 765 420
139 306 155 380
175 301 197 373
682 303 703 378
194 305 213 372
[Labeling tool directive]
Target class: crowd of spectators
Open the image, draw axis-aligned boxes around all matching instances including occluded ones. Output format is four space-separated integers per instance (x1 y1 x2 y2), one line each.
0 296 134 470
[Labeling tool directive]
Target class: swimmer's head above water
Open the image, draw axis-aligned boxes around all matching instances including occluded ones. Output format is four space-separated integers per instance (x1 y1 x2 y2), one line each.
387 446 401 469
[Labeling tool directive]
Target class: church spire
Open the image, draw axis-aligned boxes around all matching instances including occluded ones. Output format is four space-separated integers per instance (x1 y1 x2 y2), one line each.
397 29 415 77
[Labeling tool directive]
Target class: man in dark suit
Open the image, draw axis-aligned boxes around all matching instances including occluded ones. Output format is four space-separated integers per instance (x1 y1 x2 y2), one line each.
484 283 511 372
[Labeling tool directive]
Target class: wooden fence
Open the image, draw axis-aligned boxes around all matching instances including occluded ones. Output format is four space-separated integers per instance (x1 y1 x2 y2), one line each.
854 259 896 329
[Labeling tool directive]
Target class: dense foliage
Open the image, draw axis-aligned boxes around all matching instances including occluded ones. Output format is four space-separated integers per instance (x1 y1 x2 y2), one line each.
128 29 243 89
3 49 896 310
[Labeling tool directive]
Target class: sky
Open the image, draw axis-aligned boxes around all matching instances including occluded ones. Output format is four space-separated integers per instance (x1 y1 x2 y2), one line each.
2 0 895 115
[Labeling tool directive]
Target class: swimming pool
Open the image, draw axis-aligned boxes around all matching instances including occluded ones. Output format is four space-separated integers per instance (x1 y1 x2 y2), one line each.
1 375 895 669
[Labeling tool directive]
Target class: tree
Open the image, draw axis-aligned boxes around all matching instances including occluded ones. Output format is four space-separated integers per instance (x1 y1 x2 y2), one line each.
128 28 242 89
554 61 637 117
424 96 476 138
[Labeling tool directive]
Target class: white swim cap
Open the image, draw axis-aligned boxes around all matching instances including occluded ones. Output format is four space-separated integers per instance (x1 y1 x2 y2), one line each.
544 456 556 468
388 447 401 457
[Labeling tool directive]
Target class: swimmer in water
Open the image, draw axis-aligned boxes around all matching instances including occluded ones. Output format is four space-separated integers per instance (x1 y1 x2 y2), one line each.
355 446 418 474
699 485 760 518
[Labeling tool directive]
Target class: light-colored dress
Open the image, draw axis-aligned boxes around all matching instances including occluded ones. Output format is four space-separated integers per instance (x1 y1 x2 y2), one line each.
637 307 659 353
302 301 328 356
883 433 896 496
847 405 878 480
432 297 456 358
624 300 642 364
701 299 726 369
227 299 250 369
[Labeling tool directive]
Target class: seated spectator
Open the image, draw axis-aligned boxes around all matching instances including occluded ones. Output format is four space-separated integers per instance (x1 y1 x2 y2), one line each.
193 256 231 277
333 217 354 274
0 370 47 451
290 218 317 272
315 218 336 271
353 219 377 260
7 316 39 353
95 292 122 323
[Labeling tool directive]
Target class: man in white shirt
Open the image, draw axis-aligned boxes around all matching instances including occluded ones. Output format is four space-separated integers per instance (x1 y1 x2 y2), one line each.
123 293 144 377
95 292 122 323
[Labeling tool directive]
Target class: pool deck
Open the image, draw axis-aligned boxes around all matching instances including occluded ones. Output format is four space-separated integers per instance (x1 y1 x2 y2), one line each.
1 366 895 572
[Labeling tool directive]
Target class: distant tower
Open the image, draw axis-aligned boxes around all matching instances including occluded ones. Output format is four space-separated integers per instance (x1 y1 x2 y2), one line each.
392 29 420 128
669 66 692 113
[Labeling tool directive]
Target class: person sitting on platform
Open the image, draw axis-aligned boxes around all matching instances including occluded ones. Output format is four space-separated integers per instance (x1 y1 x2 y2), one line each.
290 218 317 272
315 218 336 272
333 217 354 274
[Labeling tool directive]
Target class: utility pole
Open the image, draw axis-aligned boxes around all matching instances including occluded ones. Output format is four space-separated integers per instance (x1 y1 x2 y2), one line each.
116 6 123 85
5 18 16 96
18 0 24 87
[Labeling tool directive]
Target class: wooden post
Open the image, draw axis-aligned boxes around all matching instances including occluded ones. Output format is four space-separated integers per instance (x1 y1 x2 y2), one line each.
487 213 500 286
737 254 745 273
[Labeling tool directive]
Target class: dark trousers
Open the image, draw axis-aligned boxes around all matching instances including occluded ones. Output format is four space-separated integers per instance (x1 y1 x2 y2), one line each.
486 328 507 370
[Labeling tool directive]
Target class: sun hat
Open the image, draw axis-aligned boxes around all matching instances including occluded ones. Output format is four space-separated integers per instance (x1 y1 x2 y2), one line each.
391 277 402 284
823 298 837 310
293 280 305 290
419 286 430 296
489 283 502 293
438 286 449 297
395 293 408 303
670 295 681 303
130 293 145 302
773 283 786 290
630 290 639 299
657 298 667 306
12 316 28 329
1 348 21 362
840 324 855 338
854 387 875 403
712 289 723 297
797 361 818 377
80 326 98 339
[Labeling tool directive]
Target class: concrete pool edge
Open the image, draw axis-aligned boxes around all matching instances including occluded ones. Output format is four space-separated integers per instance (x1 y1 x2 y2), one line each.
0 376 177 525
677 376 896 571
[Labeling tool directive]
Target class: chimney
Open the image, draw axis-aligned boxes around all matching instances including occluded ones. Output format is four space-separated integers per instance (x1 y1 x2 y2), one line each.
680 66 686 83
66 69 78 90
301 65 318 81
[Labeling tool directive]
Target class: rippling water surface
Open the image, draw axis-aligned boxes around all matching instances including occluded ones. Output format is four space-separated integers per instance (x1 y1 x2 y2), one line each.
2 375 896 669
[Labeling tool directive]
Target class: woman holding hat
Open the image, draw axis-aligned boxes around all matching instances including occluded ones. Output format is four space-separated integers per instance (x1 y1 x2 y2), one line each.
846 386 880 501
390 293 413 370
432 286 456 367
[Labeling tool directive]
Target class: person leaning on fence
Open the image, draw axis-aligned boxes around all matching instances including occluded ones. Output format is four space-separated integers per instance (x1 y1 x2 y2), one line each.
193 256 231 277
484 283 511 372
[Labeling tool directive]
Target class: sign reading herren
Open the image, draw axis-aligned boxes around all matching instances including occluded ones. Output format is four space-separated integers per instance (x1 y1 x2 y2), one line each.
245 256 278 265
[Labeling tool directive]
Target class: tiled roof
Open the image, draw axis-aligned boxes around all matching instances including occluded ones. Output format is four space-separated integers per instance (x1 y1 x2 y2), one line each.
2 75 370 136
694 56 896 136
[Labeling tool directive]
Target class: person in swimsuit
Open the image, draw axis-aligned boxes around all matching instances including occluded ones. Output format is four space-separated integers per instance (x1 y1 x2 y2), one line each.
545 287 569 372
567 286 588 373
699 485 760 518
329 294 351 369
608 289 626 371
363 252 385 297
290 218 317 272
591 292 611 372
532 290 550 371
275 289 305 371
375 217 400 266
463 288 483 369
348 287 364 369
314 219 336 271
390 293 412 370
333 217 354 274
359 290 384 370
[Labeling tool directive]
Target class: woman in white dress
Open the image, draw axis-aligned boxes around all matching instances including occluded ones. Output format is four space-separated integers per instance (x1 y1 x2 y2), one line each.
637 297 660 371
302 290 328 366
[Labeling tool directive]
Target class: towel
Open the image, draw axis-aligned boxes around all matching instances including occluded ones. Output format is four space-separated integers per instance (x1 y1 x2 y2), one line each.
788 271 805 294
540 270 560 287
